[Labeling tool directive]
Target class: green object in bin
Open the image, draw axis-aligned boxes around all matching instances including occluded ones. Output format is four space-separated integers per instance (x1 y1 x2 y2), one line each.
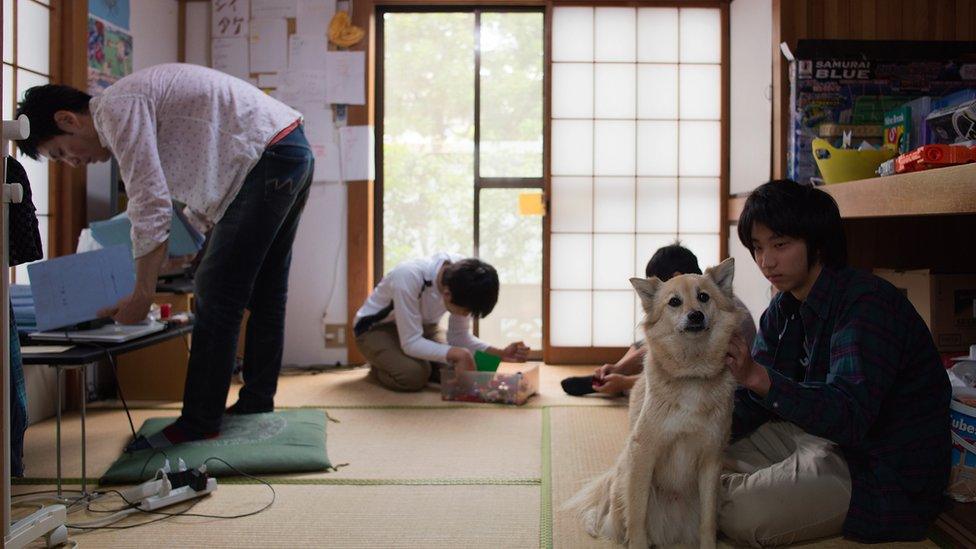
475 350 502 372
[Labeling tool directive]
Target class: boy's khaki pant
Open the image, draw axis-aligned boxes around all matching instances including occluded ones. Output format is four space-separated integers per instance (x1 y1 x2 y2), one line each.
355 322 446 392
720 421 852 547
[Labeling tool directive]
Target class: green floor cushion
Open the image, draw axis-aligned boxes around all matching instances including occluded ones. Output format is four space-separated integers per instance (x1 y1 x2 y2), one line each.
101 409 331 484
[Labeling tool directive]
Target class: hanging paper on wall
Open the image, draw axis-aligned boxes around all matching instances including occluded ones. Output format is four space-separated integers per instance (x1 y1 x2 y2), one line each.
296 0 336 37
324 51 365 105
249 18 288 73
339 125 373 181
297 102 341 182
212 0 250 38
212 37 250 81
87 15 133 95
89 0 130 31
258 73 281 88
289 35 328 72
251 0 297 19
276 69 327 108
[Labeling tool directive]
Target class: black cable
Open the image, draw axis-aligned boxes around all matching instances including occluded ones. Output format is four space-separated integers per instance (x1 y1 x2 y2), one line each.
81 458 275 521
138 448 170 480
68 498 203 530
103 347 137 439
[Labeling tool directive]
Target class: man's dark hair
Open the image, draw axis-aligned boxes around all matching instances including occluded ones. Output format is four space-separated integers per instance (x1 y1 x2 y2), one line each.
645 243 701 281
15 84 92 160
737 179 847 269
442 258 499 318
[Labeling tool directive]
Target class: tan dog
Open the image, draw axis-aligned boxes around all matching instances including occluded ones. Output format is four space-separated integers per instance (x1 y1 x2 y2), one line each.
565 258 741 548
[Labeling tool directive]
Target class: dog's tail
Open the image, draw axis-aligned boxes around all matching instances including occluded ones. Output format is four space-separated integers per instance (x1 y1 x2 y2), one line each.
562 468 625 542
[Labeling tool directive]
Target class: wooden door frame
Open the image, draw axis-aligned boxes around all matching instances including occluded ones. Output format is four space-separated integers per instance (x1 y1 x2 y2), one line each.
347 0 730 365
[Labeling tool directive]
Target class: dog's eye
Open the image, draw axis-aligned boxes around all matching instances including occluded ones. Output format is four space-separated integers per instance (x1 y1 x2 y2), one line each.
697 292 710 303
667 297 682 307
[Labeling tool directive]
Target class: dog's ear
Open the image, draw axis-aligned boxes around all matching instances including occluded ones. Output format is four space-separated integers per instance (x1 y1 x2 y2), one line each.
704 257 735 298
630 277 661 311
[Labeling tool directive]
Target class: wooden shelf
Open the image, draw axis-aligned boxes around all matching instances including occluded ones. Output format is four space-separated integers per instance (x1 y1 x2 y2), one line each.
933 502 976 549
728 163 976 222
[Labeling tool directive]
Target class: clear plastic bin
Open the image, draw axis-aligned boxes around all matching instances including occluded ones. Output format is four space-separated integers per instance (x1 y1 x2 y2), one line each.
440 363 539 405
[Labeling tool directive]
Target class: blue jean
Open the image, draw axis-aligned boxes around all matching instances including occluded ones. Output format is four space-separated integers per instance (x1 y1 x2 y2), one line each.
175 126 314 435
10 303 27 476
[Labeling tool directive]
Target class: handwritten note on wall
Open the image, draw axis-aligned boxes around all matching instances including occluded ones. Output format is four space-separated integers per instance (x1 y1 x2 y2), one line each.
212 37 249 80
249 18 288 73
324 51 365 105
212 0 249 38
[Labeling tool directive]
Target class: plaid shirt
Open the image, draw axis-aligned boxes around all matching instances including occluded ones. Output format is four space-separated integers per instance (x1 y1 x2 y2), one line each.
732 266 950 542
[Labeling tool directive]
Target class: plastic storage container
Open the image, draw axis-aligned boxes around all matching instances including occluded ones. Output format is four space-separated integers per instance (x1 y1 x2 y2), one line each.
440 363 540 405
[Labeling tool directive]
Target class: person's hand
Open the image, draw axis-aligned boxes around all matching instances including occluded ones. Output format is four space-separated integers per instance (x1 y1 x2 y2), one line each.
501 341 529 362
447 347 476 371
725 333 771 395
97 290 153 325
593 373 634 395
594 362 617 382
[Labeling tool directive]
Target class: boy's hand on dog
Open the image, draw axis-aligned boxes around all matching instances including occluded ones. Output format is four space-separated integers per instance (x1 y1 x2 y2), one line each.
447 347 476 370
725 334 771 396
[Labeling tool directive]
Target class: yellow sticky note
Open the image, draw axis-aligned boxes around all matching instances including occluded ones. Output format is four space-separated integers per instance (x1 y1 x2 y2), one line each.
518 192 545 216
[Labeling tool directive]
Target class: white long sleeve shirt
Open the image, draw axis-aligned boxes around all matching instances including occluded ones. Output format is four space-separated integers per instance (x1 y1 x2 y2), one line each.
354 253 490 363
90 63 301 258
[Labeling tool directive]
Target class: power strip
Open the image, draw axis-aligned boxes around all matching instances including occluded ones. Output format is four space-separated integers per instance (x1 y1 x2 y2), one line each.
138 477 217 512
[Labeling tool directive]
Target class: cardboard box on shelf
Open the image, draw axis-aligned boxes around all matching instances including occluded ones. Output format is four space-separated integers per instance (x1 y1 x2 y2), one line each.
874 269 976 353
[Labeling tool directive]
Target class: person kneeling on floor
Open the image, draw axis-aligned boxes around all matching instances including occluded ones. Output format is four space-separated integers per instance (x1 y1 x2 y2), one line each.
354 253 529 392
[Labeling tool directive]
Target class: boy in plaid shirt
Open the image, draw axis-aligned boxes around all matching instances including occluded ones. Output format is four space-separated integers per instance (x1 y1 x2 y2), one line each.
721 180 950 545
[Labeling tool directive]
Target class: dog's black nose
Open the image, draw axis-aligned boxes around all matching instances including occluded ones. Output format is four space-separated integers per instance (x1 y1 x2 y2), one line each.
688 310 705 324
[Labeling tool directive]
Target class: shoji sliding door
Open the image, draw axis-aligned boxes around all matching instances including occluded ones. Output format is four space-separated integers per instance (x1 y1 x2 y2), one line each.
546 5 727 363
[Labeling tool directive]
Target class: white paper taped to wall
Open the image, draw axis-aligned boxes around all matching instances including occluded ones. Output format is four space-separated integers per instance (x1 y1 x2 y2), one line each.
297 0 335 36
249 18 288 73
258 72 281 88
339 125 373 181
289 34 328 72
276 69 327 108
324 51 365 105
297 102 341 182
212 37 249 80
251 0 297 19
212 0 250 38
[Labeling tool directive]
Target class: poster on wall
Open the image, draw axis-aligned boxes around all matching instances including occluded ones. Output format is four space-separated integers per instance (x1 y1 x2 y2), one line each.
89 0 130 31
87 15 133 95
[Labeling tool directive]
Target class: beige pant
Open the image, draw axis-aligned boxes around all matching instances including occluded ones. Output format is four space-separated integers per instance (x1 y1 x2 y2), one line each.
720 421 852 547
355 322 446 392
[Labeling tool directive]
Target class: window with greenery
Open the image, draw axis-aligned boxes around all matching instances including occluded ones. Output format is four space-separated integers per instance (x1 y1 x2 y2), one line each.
380 10 544 349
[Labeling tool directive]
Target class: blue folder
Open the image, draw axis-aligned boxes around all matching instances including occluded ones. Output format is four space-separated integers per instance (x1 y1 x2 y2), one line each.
89 206 205 257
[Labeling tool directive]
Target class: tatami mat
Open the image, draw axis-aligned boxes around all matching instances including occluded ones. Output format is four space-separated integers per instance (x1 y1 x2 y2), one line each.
549 406 630 549
544 407 937 549
22 408 179 480
16 484 540 549
21 407 540 482
19 362 942 548
91 364 625 410
286 407 540 480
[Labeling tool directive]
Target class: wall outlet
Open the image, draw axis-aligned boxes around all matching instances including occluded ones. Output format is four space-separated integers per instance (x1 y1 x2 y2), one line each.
324 324 346 348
